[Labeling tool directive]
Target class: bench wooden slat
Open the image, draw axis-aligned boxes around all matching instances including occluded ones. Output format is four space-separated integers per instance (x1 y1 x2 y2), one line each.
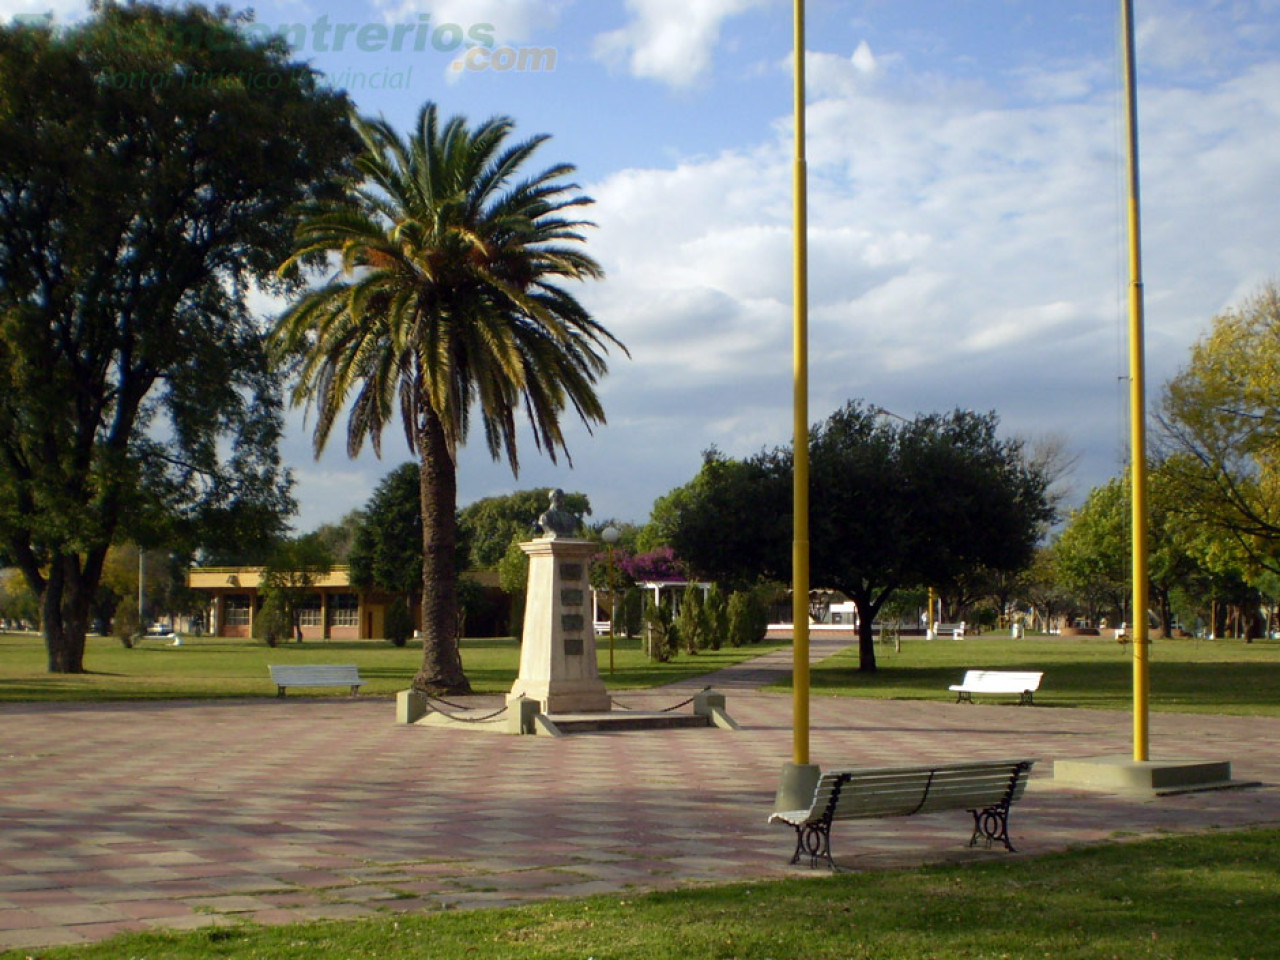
949 670 1043 704
770 758 1037 868
268 664 364 697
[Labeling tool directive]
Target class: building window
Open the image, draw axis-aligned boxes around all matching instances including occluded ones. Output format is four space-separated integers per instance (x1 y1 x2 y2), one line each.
296 595 323 628
329 593 359 628
223 595 251 626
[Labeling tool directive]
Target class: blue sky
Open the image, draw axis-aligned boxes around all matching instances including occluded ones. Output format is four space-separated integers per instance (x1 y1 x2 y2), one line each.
9 0 1280 533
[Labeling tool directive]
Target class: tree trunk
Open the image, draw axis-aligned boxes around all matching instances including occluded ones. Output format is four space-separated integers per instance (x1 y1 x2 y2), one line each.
1154 586 1173 638
853 592 878 672
41 555 92 674
411 406 472 695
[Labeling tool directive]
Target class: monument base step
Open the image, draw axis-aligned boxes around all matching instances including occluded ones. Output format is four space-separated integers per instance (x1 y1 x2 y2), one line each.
540 711 711 734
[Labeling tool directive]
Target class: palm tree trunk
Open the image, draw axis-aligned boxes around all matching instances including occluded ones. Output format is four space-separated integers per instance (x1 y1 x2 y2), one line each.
411 405 472 695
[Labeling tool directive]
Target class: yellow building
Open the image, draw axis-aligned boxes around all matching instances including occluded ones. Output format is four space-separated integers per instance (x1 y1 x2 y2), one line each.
186 566 375 640
186 566 509 640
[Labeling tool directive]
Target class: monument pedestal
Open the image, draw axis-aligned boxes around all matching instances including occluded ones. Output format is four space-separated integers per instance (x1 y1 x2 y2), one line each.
507 537 611 715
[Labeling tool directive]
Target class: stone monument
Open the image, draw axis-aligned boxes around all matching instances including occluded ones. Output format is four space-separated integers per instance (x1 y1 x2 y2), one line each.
506 490 611 715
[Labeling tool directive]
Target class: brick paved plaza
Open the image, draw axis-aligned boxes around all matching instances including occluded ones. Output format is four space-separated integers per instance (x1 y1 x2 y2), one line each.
3 636 1278 951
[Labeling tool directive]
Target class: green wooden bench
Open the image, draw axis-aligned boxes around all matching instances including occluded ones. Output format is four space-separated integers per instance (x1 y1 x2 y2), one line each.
769 758 1038 869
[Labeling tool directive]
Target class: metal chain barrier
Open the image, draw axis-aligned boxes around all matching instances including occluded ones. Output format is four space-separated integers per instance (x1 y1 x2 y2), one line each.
610 685 711 713
425 694 510 723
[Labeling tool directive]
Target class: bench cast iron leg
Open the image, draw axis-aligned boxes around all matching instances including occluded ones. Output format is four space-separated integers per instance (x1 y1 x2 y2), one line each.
790 821 835 869
968 802 1015 851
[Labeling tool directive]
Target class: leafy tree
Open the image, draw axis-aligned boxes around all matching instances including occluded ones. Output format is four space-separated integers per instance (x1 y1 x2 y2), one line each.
1169 499 1266 639
676 583 705 654
1159 283 1280 577
664 401 1053 670
1020 546 1073 633
272 104 623 695
1054 464 1213 637
497 535 530 637
257 535 334 643
657 449 791 590
308 510 366 563
252 592 291 647
1053 477 1131 625
703 583 728 651
588 520 643 552
619 585 645 638
0 568 38 628
618 547 686 583
98 543 170 635
348 464 424 603
384 596 415 647
112 596 140 648
727 588 768 647
880 586 928 631
0 5 357 673
1146 461 1212 637
810 403 1052 669
642 593 678 662
348 464 475 635
459 489 591 568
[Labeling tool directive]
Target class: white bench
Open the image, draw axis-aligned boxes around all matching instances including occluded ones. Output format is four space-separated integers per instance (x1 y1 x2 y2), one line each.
268 664 364 697
931 621 966 638
949 670 1043 705
769 758 1038 869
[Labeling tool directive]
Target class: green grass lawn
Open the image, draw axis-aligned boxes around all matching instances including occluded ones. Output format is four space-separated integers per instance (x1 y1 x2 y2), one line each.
0 632 789 703
6 631 1280 715
5 826 1277 959
769 633 1280 717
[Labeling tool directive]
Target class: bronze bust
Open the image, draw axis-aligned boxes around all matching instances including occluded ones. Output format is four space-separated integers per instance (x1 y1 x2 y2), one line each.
534 488 581 538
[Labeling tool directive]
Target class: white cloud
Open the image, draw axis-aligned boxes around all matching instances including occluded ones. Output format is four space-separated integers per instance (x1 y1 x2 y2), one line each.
593 0 769 89
567 19 1280 515
850 39 877 75
369 0 566 41
1135 0 1280 75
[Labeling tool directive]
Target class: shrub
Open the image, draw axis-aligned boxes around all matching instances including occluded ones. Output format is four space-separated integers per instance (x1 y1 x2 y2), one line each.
385 595 414 647
677 584 705 654
253 592 290 647
728 589 769 647
113 596 139 648
704 583 728 650
643 594 679 662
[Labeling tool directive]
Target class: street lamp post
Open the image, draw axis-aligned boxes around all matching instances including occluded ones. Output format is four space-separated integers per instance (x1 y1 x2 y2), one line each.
602 526 620 675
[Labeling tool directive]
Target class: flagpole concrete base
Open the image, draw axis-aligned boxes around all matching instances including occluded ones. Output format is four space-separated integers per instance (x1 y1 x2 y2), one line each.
773 762 821 813
1053 756 1248 795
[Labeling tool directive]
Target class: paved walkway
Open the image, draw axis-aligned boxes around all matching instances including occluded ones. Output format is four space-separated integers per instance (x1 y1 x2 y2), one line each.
3 637 1279 951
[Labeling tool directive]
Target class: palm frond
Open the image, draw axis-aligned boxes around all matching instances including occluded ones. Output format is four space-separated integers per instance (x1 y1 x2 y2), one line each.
270 101 625 476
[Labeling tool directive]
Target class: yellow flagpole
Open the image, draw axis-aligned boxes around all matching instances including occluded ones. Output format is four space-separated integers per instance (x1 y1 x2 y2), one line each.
1121 0 1151 761
791 0 811 768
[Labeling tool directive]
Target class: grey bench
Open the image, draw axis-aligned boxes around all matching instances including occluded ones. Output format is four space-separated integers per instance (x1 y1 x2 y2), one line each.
769 758 1038 869
268 664 364 697
949 669 1043 705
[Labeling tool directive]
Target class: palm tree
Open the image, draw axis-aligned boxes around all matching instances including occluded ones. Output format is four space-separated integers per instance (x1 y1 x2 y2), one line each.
273 103 624 694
